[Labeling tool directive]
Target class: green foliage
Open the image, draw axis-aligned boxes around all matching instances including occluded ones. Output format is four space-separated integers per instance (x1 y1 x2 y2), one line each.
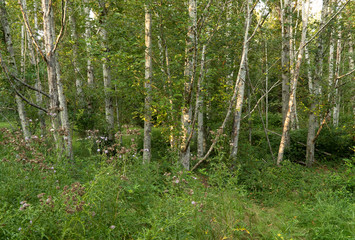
285 127 354 163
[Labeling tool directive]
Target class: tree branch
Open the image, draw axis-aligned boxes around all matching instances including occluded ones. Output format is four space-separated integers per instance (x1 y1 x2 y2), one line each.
18 0 47 63
11 74 50 98
0 53 48 113
52 0 67 53
303 0 350 49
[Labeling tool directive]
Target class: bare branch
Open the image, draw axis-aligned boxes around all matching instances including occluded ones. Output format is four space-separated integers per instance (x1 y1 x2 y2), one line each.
303 0 350 49
11 75 50 98
0 54 48 113
52 0 67 53
242 80 281 120
18 0 47 63
247 12 269 43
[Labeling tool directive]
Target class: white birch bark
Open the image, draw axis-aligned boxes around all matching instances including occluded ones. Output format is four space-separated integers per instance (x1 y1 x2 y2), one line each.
226 1 234 87
197 45 206 158
42 0 73 159
280 0 291 127
32 0 45 134
69 5 84 107
99 12 115 141
328 30 335 101
180 0 197 170
305 0 328 167
277 0 310 165
143 4 152 163
230 0 251 158
0 0 30 140
333 23 342 127
84 0 94 86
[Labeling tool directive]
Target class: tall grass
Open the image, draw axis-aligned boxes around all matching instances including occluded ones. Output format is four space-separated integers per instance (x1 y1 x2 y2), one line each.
0 128 353 239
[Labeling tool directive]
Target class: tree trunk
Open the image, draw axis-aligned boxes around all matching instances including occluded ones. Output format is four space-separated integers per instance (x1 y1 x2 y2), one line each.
84 0 94 86
197 45 206 158
280 0 291 130
265 40 269 129
306 0 328 167
277 0 310 165
230 0 251 158
33 0 46 134
42 0 73 159
99 12 115 141
333 23 342 127
180 0 197 170
0 0 30 140
143 4 152 163
69 4 84 107
328 29 335 101
348 33 355 116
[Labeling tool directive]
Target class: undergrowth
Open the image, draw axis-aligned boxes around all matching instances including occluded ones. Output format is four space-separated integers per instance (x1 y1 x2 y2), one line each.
0 128 353 239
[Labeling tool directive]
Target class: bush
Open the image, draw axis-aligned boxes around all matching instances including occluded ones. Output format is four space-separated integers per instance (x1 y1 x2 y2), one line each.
285 127 354 163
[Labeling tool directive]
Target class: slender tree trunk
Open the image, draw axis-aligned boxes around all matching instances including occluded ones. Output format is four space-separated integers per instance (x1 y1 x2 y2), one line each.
230 0 251 158
42 0 73 159
328 29 335 101
99 20 115 141
197 45 206 158
156 8 174 149
0 0 30 140
69 5 84 107
143 4 152 163
280 0 291 129
289 6 298 131
180 0 197 170
306 0 328 167
226 1 234 87
278 0 310 165
265 40 269 129
84 0 94 87
333 23 342 127
348 33 355 116
32 0 46 134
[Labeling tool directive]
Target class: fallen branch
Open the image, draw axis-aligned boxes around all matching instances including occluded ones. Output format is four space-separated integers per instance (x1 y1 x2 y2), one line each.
267 130 331 156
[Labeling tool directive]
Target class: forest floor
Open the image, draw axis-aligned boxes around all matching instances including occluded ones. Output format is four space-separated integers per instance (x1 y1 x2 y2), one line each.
0 126 354 239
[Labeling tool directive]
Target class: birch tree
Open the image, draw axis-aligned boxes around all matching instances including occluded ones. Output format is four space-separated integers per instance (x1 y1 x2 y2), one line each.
98 1 115 141
143 4 152 163
277 0 310 165
180 0 197 170
333 21 342 127
306 0 328 167
230 0 252 158
69 2 84 107
280 0 291 128
41 0 73 159
0 0 31 140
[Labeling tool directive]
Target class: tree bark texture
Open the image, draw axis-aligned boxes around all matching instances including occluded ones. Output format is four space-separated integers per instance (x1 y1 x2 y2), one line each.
42 0 73 159
277 0 310 165
143 4 153 163
306 0 328 167
99 4 115 141
230 0 251 158
180 0 197 170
